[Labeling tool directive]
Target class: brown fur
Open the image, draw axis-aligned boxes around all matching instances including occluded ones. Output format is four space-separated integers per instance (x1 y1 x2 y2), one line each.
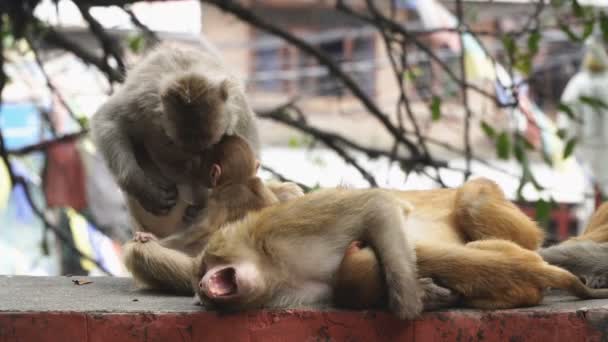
123 135 303 294
334 178 607 310
192 188 424 319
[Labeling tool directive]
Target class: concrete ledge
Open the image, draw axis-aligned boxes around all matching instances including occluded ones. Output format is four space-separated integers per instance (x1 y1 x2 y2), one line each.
1 276 608 341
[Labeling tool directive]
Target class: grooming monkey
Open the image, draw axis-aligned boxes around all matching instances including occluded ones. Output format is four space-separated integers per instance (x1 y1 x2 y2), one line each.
123 134 304 293
335 179 608 309
539 202 608 288
91 43 260 219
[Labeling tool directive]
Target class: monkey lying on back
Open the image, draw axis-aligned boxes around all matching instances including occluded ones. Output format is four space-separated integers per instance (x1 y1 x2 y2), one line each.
191 179 608 316
91 43 260 221
539 202 608 289
123 134 304 293
335 180 608 310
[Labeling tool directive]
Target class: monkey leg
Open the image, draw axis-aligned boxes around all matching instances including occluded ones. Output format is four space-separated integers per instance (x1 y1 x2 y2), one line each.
123 239 194 295
583 202 608 238
453 178 544 250
334 241 460 311
416 240 549 309
574 225 608 244
334 241 386 309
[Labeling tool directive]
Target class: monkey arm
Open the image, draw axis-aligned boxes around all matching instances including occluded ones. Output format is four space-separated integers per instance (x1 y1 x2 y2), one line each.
123 239 195 294
91 96 142 188
255 189 423 319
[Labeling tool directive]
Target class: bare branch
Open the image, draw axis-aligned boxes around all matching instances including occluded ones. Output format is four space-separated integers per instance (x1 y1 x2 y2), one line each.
75 2 126 76
455 0 473 180
201 0 424 162
38 21 123 83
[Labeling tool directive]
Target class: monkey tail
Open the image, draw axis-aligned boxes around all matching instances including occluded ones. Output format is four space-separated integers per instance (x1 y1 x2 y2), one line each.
544 264 608 299
123 240 194 295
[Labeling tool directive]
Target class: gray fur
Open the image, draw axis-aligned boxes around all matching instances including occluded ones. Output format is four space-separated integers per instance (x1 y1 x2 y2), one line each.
540 241 608 288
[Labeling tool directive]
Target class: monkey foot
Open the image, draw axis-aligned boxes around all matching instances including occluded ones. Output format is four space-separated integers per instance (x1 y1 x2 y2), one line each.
133 232 158 243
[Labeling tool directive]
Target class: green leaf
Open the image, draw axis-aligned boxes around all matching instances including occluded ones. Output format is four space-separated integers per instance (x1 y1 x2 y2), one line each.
515 56 532 75
563 138 577 159
128 35 145 53
582 20 595 40
288 137 301 148
558 102 576 119
513 140 525 163
527 30 541 56
496 132 511 160
430 96 441 121
579 95 608 109
572 0 584 18
502 35 517 57
480 120 496 139
76 116 89 130
600 12 608 43
535 198 552 227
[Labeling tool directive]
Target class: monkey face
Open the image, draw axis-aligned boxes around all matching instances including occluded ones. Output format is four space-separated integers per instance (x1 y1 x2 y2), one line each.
160 77 229 153
195 255 268 311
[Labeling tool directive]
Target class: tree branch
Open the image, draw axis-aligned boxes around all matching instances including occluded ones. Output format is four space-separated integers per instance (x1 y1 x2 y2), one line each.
201 0 425 162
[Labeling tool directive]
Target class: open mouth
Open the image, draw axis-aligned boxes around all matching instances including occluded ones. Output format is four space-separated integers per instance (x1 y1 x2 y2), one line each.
205 267 238 298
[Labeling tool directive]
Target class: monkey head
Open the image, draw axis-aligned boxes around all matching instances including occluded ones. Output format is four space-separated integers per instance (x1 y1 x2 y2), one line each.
193 222 274 311
204 135 260 189
160 73 231 153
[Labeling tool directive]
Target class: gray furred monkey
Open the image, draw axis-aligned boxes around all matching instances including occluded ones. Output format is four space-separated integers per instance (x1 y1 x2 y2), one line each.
540 240 608 288
90 43 260 223
539 202 608 289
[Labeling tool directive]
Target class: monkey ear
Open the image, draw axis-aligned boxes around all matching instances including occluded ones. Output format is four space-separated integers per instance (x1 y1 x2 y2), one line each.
255 160 261 172
218 80 229 102
210 164 222 187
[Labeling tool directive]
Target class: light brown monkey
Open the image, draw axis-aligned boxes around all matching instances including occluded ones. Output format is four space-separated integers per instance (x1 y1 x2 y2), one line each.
123 135 303 294
91 43 260 217
191 188 430 319
335 179 608 309
539 202 608 288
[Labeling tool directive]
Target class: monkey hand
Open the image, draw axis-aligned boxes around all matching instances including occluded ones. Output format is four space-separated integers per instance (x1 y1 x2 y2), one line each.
183 205 204 224
419 278 460 311
133 231 158 243
582 274 608 289
131 175 178 215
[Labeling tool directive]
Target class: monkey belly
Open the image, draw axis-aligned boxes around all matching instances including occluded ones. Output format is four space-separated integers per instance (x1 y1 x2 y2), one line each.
391 189 465 245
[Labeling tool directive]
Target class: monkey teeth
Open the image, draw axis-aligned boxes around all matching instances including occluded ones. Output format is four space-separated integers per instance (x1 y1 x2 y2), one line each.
207 267 238 297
